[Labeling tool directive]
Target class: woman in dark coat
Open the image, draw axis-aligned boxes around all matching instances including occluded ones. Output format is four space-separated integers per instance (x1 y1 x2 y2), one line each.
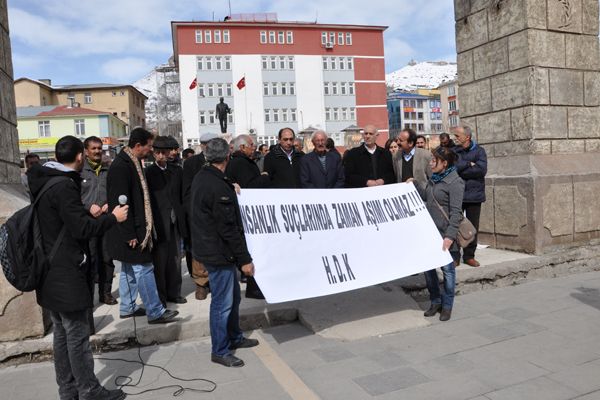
419 146 465 321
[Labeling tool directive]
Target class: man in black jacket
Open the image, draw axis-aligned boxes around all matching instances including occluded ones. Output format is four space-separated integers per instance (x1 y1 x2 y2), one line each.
80 136 116 306
191 138 258 368
300 130 344 188
146 136 187 306
263 127 304 188
28 136 129 400
343 125 396 187
182 132 218 300
106 128 178 324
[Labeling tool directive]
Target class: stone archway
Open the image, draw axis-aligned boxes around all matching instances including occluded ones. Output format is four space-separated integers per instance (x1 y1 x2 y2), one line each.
455 0 600 253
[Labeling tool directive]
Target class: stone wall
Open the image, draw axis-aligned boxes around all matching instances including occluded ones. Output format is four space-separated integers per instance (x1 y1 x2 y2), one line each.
455 0 600 253
0 0 47 341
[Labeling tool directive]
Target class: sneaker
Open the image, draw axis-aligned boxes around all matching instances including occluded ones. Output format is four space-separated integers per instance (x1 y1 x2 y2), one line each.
211 354 244 367
92 387 127 400
148 309 179 324
229 337 259 350
167 296 188 304
119 308 146 319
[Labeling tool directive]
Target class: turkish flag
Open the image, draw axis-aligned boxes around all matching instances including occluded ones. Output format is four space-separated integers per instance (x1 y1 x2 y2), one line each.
189 78 197 90
236 77 246 90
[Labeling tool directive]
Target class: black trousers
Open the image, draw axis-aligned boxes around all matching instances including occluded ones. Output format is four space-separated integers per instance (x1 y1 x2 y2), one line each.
462 202 481 260
88 235 114 297
152 223 182 304
219 116 227 133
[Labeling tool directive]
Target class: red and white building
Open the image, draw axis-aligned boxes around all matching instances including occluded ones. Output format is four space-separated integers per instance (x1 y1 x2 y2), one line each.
171 14 388 148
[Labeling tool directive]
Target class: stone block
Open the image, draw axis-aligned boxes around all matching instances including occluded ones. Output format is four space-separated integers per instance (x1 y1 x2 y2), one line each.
494 141 533 157
459 79 492 117
586 139 600 152
509 30 566 70
473 38 509 80
565 34 600 70
6 164 19 184
457 49 474 84
456 9 488 53
0 74 15 124
511 106 534 140
574 181 600 232
491 68 549 111
494 185 528 235
533 106 568 139
552 139 586 153
479 184 494 233
0 119 14 162
477 110 511 144
542 182 573 237
0 27 5 73
0 0 7 32
454 0 489 21
584 72 600 106
549 69 584 106
2 24 12 78
548 0 583 33
582 0 600 35
488 0 525 40
530 140 553 154
568 107 600 138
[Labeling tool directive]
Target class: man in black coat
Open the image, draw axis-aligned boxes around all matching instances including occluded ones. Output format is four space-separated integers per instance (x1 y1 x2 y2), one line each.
453 125 488 268
181 132 219 300
343 125 396 187
263 127 304 188
191 138 258 368
300 130 344 188
106 128 178 324
28 136 129 400
146 136 187 306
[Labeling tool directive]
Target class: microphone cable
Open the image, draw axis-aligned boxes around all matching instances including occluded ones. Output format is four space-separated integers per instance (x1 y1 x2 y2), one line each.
94 263 217 397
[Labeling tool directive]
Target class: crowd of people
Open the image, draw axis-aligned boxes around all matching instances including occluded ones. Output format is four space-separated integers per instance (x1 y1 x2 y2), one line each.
23 123 487 398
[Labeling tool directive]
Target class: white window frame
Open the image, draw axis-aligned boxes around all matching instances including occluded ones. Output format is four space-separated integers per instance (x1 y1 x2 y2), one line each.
195 29 203 43
289 83 295 95
273 108 280 122
75 119 85 136
226 83 232 97
286 31 293 44
324 82 330 96
288 56 294 69
260 31 267 44
270 56 276 70
225 56 231 70
263 83 269 96
325 108 331 121
214 30 222 43
282 108 289 122
281 82 287 96
323 57 328 70
321 32 327 45
347 57 353 70
264 109 271 122
269 31 276 43
38 120 51 137
84 93 92 104
332 82 338 95
197 57 203 70
291 109 297 122
208 84 214 97
204 30 212 43
262 56 268 70
350 107 356 120
205 57 212 70
349 82 355 95
333 108 339 121
341 82 347 95
228 113 234 124
217 84 224 97
272 82 278 96
209 110 216 124
340 58 345 70
199 84 205 97
277 31 284 44
279 56 285 70
215 56 222 70
346 32 352 45
199 111 206 125
329 32 335 44
338 32 344 45
223 30 230 43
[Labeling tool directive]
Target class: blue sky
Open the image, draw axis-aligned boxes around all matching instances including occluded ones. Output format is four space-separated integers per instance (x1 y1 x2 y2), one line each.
8 0 456 85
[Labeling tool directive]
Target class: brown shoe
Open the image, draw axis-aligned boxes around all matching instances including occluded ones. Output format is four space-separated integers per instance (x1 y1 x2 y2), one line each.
464 258 480 267
195 285 209 300
100 294 118 305
453 259 460 267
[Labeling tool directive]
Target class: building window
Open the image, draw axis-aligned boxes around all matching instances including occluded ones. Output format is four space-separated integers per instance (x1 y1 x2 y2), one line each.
226 83 232 97
270 56 276 70
448 85 456 96
350 107 356 120
272 83 278 96
206 57 212 70
38 120 51 137
263 83 269 96
289 83 295 95
321 32 327 45
323 57 328 70
330 57 336 70
225 56 231 70
333 108 339 121
345 32 352 45
325 108 331 121
278 31 284 44
347 57 353 69
217 84 224 97
279 56 285 69
449 100 457 111
228 113 234 124
324 82 330 95
260 31 267 44
214 30 222 43
349 82 355 95
404 111 410 119
329 32 335 44
281 83 287 96
209 110 215 124
215 57 222 70
291 109 297 122
74 119 85 136
208 84 214 97
199 111 206 125
195 29 203 43
198 84 205 97
338 32 344 45
341 82 347 95
269 31 276 43
340 59 345 70
286 31 293 44
332 82 338 95
197 57 203 70
84 93 92 104
288 56 294 69
418 112 423 120
282 108 288 122
264 109 271 122
262 56 268 70
204 30 212 43
273 109 279 122
67 92 75 102
223 30 230 43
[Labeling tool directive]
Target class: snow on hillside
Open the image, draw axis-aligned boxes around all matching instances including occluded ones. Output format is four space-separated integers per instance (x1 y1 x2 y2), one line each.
386 61 457 91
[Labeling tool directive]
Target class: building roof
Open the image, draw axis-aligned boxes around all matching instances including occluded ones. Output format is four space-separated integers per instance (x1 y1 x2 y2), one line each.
14 78 148 99
18 105 111 118
387 92 430 100
437 79 457 88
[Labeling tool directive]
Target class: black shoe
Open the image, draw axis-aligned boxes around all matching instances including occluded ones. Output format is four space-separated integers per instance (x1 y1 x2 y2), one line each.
440 308 452 321
92 387 127 400
148 309 179 324
99 294 118 305
229 337 259 350
168 296 187 304
424 304 442 317
211 354 244 367
119 308 146 319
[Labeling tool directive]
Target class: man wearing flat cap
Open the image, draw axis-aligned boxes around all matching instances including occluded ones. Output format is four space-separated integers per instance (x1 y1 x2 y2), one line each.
181 132 219 299
146 136 187 305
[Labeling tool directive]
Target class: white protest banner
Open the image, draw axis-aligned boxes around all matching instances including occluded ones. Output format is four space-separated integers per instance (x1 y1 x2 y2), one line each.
237 183 453 304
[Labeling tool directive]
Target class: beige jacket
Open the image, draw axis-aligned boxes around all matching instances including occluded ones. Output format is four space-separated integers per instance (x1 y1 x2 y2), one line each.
393 147 432 191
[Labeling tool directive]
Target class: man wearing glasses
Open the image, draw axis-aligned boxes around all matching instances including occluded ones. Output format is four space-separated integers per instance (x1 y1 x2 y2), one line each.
343 125 395 187
263 127 304 188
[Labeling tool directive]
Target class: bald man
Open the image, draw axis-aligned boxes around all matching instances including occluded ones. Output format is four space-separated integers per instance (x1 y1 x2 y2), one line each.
343 125 395 188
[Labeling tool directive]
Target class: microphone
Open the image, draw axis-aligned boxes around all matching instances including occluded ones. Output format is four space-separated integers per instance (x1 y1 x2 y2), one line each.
118 195 128 206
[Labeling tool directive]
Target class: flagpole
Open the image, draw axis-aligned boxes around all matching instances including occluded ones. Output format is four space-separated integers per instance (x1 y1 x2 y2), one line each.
244 74 248 132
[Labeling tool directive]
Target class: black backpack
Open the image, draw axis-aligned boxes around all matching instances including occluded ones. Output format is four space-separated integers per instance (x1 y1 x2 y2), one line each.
0 177 68 292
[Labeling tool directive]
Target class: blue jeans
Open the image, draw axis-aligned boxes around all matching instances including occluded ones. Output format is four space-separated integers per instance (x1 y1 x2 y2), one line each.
424 261 456 309
119 262 165 320
205 264 244 357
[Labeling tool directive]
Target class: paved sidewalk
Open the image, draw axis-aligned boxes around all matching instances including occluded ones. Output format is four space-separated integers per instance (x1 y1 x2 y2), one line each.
2 271 600 399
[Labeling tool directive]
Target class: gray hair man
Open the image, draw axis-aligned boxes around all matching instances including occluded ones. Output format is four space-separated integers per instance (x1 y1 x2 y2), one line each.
190 138 258 367
299 130 344 188
343 124 395 187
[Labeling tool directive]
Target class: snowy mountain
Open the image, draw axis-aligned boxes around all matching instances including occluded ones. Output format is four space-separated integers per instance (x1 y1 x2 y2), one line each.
386 61 457 91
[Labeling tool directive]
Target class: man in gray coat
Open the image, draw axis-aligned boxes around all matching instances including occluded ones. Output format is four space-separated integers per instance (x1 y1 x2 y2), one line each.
393 128 431 191
80 136 116 306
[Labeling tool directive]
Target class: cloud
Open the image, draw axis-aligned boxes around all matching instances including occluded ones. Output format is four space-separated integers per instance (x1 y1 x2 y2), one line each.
100 58 155 83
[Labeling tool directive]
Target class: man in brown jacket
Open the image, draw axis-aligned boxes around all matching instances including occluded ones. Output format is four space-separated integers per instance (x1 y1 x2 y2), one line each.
393 128 431 191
